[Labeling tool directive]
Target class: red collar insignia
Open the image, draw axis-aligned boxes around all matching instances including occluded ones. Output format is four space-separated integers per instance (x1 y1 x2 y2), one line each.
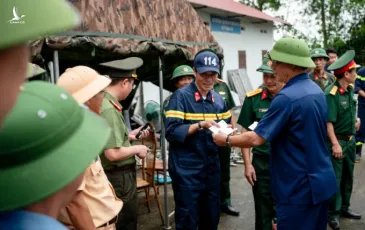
339 87 345 95
195 92 201 102
261 90 267 100
314 73 327 80
211 94 215 103
109 100 122 112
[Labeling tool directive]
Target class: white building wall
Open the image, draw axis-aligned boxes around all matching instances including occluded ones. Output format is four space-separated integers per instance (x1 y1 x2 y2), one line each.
196 10 274 89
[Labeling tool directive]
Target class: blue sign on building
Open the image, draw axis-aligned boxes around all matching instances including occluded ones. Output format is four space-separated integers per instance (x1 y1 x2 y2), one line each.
211 15 241 34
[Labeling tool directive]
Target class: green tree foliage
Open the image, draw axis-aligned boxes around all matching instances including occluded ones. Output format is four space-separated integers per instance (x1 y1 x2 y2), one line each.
239 0 281 11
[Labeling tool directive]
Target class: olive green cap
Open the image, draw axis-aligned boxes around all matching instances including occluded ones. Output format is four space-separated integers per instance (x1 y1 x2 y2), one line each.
0 81 111 211
98 57 143 80
257 54 274 74
1 0 80 50
328 50 356 71
310 48 329 59
27 63 45 79
269 37 315 68
171 65 194 81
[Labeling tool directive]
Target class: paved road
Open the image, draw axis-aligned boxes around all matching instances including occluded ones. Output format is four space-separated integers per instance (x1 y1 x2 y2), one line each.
137 154 365 230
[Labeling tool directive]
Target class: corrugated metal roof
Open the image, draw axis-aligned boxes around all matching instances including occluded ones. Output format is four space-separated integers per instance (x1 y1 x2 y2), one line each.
188 0 287 24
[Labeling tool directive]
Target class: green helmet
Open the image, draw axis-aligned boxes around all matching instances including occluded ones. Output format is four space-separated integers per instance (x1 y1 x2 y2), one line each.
27 63 45 79
269 37 315 68
171 65 194 81
1 0 80 50
0 81 111 211
310 48 329 59
257 53 274 74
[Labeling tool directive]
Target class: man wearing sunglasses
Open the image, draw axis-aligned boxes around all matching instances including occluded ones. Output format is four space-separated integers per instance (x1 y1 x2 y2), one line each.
97 58 150 230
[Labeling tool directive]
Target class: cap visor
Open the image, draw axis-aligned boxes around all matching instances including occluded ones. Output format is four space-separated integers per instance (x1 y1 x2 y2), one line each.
1 0 80 49
196 66 219 74
73 75 111 104
311 54 329 59
0 108 111 211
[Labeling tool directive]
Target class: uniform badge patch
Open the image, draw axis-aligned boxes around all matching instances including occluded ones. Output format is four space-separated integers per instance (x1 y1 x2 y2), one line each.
259 108 268 112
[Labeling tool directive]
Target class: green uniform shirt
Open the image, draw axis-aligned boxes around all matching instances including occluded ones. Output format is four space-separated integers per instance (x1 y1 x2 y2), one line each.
213 80 236 110
325 81 356 135
100 92 135 169
309 71 336 91
237 87 272 155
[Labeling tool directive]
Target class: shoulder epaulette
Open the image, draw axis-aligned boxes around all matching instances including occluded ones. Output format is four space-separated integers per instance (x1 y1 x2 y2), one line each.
330 86 338 95
246 88 263 97
109 100 122 112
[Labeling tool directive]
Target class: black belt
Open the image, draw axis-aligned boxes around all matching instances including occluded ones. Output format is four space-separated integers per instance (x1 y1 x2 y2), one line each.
99 215 117 228
104 163 136 173
335 134 353 141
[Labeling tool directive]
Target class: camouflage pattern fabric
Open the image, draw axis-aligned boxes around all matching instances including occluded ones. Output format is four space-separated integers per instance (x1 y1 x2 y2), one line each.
30 0 223 60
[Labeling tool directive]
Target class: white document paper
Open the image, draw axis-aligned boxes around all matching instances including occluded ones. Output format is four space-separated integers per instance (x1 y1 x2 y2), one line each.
248 121 258 131
209 120 236 135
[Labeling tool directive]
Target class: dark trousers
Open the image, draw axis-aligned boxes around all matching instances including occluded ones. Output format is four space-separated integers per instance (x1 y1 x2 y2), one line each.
276 201 329 230
218 146 231 206
252 153 276 230
105 168 137 230
328 139 355 219
172 180 220 230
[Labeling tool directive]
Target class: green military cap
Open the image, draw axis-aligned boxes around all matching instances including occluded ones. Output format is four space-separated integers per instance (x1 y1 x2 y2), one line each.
0 81 111 211
310 48 329 59
269 37 315 68
171 65 194 81
328 50 359 75
257 53 274 74
98 57 143 80
1 0 80 50
26 63 45 79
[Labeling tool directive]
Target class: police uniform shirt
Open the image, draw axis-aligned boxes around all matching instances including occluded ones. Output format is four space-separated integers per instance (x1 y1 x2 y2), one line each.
100 92 135 169
253 73 337 205
58 157 123 228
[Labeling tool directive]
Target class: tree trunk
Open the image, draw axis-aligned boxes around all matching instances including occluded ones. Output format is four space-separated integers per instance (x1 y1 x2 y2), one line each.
320 0 328 47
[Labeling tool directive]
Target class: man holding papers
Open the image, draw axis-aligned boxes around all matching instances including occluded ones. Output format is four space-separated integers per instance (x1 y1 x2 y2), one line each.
165 50 231 230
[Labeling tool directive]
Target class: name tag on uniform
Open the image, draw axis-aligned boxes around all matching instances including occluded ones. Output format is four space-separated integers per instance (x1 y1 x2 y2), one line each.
258 108 268 112
340 101 347 105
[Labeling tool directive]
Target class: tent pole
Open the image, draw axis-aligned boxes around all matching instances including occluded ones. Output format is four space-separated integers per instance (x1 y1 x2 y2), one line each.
53 50 60 82
159 57 171 230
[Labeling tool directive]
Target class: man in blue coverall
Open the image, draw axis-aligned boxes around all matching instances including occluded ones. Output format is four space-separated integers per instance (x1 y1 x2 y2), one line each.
165 50 231 230
213 37 338 230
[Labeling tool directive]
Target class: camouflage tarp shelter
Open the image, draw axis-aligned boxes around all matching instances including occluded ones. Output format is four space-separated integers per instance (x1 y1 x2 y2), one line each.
31 0 223 108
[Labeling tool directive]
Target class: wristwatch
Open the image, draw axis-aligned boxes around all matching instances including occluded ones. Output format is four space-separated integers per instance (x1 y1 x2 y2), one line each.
226 135 231 147
198 121 202 129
